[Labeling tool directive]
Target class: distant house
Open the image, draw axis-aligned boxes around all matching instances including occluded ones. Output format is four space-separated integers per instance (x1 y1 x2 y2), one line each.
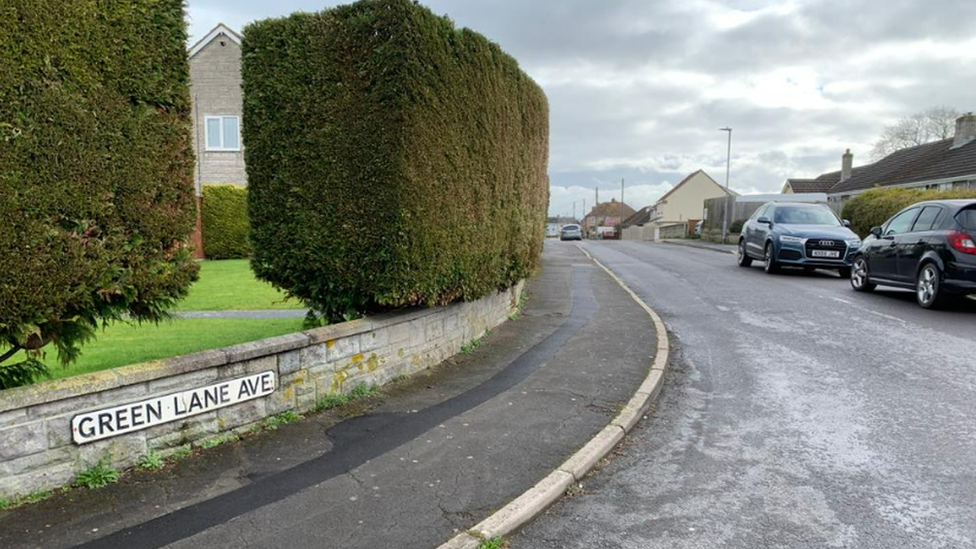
187 24 246 257
583 199 636 237
644 170 738 226
189 24 247 191
784 113 976 210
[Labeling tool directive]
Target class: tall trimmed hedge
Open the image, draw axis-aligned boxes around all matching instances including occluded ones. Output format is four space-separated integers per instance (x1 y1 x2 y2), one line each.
0 1 198 387
203 185 251 259
842 187 976 237
243 0 549 319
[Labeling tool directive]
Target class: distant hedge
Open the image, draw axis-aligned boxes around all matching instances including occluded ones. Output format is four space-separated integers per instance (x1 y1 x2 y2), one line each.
0 0 198 387
842 187 976 237
203 185 251 259
242 0 549 319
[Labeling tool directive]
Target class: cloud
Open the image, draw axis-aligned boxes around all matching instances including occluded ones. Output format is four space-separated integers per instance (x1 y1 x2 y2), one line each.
185 0 976 216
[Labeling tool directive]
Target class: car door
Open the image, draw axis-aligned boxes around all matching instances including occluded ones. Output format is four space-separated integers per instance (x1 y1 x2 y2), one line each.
873 208 920 283
897 205 943 279
744 205 767 256
751 204 773 256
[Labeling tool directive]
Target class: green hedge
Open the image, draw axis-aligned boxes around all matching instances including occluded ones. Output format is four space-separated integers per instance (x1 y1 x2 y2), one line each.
0 0 198 387
842 187 976 237
242 0 549 320
203 185 251 259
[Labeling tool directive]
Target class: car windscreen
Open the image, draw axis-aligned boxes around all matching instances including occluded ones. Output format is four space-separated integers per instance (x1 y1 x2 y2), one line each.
773 206 841 226
955 207 976 231
562 225 579 231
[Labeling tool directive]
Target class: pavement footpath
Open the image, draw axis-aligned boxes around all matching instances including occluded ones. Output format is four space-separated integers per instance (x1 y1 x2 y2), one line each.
0 243 659 549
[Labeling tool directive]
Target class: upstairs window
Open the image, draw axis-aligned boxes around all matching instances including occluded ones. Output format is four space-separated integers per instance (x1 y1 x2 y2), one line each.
205 115 240 151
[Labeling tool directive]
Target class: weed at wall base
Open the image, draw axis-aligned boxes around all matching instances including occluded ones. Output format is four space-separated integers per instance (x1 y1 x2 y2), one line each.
74 460 120 490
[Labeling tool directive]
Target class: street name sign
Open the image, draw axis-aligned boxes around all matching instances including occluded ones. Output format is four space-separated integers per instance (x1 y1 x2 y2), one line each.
71 371 277 445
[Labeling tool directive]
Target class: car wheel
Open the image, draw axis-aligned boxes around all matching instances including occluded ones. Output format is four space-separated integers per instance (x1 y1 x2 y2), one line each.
916 263 947 309
737 239 752 267
850 257 875 292
763 243 779 274
838 267 852 279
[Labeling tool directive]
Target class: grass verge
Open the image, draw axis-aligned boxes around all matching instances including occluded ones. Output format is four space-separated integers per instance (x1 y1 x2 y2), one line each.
17 317 305 380
173 259 303 311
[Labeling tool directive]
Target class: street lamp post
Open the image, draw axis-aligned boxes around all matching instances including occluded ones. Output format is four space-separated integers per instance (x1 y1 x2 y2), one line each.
719 127 732 243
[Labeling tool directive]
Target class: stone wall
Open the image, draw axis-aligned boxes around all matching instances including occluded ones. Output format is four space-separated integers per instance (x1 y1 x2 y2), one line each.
0 283 523 500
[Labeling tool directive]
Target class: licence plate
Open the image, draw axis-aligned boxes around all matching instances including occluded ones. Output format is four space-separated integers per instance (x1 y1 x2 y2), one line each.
810 250 840 258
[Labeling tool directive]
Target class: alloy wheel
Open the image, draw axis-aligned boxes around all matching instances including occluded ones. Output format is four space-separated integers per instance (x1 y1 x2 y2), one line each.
917 265 939 307
852 258 868 288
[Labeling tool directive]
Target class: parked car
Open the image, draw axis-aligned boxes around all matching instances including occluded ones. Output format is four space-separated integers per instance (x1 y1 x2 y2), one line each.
560 224 583 241
850 199 976 308
736 202 861 276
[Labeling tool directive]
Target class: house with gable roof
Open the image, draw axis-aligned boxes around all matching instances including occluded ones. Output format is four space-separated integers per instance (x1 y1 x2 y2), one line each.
784 113 976 211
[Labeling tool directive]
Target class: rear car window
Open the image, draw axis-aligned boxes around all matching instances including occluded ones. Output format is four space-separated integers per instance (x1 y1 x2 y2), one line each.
912 206 943 232
562 224 579 231
956 208 976 231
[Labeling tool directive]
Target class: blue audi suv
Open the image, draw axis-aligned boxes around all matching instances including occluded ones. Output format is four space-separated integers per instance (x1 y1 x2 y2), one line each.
737 202 861 276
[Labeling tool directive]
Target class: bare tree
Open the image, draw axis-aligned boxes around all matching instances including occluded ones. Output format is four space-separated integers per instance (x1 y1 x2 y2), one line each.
871 106 961 160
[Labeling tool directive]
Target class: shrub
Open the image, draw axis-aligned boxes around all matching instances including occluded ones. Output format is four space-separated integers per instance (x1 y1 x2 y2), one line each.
242 0 549 321
0 0 198 388
728 219 745 234
842 187 976 237
202 185 251 259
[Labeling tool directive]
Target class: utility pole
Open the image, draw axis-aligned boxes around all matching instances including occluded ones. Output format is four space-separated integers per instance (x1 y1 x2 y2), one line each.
620 178 625 240
720 127 733 243
572 201 576 221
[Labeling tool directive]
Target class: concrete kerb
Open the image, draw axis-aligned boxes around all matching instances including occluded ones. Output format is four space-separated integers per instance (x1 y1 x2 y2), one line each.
435 244 671 549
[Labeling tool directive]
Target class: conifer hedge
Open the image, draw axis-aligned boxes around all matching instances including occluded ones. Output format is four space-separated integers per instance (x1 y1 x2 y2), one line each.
202 185 251 259
242 0 549 320
842 187 976 237
0 0 198 387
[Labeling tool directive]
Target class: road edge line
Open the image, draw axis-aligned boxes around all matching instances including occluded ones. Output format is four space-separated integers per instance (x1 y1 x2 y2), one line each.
435 243 670 548
661 239 735 255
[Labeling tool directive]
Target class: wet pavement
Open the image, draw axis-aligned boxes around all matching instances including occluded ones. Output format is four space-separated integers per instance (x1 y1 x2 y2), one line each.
515 241 976 549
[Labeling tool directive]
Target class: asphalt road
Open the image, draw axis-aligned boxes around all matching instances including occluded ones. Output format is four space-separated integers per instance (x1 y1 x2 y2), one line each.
516 240 976 549
0 244 654 549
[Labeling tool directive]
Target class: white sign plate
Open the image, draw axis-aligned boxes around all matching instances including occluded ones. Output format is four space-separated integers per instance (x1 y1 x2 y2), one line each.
71 371 277 445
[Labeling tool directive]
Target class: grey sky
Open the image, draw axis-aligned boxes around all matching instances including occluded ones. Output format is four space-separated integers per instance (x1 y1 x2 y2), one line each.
187 0 976 217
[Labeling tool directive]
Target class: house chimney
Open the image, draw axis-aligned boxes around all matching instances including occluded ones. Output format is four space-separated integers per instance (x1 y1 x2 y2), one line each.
952 112 976 149
840 149 853 182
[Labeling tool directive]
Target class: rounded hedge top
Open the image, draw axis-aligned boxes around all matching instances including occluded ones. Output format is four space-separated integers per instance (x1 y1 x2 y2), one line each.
243 0 549 320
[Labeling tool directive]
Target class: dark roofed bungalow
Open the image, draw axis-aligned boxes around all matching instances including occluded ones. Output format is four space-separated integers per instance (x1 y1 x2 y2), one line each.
784 113 976 208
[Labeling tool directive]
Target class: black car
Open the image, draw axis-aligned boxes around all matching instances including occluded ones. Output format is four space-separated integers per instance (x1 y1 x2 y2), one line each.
850 199 976 308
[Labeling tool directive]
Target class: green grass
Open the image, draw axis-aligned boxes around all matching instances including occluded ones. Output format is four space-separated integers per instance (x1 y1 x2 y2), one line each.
261 411 304 431
173 259 303 311
137 451 165 471
20 317 305 380
314 382 378 412
74 460 120 489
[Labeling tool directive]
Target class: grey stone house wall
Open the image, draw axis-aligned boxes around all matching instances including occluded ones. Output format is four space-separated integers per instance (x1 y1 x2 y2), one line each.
189 33 247 193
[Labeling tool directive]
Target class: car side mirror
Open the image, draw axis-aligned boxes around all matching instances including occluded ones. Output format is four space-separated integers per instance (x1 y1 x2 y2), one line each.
842 219 851 227
757 217 771 225
870 226 882 238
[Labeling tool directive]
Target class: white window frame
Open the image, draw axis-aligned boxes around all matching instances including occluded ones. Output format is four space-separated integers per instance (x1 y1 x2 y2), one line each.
204 115 241 152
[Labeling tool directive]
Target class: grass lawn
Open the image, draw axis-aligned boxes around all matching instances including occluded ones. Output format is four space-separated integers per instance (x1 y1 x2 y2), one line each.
29 317 306 380
173 259 304 311
3 260 311 385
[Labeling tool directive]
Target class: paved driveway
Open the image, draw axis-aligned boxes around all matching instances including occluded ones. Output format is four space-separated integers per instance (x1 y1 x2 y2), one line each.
516 241 976 549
